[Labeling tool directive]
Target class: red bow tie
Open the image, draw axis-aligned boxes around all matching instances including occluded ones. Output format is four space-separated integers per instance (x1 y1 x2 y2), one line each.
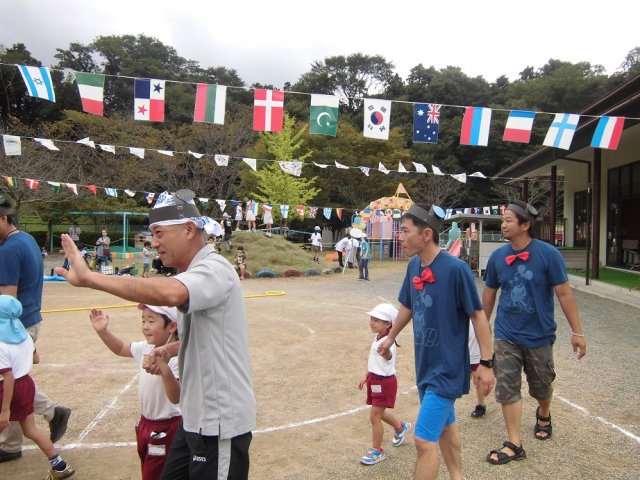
412 267 436 290
506 251 530 265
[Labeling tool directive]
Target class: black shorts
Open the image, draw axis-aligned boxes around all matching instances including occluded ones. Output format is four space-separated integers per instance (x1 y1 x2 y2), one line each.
160 425 252 480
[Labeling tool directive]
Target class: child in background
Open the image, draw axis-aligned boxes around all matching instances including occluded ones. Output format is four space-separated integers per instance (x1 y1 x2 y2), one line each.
310 226 322 263
245 197 256 232
358 303 411 465
469 323 487 418
234 246 247 280
142 241 153 278
0 295 75 480
90 304 181 480
262 203 274 238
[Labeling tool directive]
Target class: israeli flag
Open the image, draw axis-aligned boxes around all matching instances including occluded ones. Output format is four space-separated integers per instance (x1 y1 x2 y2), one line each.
17 65 55 102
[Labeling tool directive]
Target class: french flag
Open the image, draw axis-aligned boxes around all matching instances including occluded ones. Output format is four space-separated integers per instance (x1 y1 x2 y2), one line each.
503 110 536 143
460 107 492 146
591 116 625 150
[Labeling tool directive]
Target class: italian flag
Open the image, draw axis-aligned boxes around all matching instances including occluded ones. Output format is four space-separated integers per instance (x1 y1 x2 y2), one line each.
74 72 105 116
193 84 226 124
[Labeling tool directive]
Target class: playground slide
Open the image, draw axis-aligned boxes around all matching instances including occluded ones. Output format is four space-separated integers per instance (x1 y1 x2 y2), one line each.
448 239 462 257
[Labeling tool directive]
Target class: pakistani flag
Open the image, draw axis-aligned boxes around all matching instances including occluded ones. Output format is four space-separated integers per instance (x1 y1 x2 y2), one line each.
74 72 105 116
194 84 226 124
310 94 339 136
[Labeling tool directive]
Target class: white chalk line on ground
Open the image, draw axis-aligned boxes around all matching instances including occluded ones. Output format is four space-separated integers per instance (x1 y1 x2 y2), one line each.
555 394 640 444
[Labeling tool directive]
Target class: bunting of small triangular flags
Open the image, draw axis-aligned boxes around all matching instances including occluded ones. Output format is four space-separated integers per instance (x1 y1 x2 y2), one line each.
199 198 209 208
469 172 486 178
243 158 257 171
3 176 17 187
129 148 145 159
99 144 115 154
2 135 21 156
216 199 226 211
85 184 97 195
359 166 370 177
215 154 229 166
48 181 61 193
124 189 136 197
313 161 329 169
189 151 204 159
335 161 348 169
66 183 78 195
378 162 390 174
432 165 444 175
398 162 407 173
34 138 59 151
105 187 118 197
451 173 466 183
279 161 303 177
76 137 96 148
157 150 173 156
412 162 428 173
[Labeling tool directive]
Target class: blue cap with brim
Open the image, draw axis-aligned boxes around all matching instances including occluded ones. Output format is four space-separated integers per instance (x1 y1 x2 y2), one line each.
0 295 27 344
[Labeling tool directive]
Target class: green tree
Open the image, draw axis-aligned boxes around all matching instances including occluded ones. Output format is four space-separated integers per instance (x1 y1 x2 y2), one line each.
247 114 320 227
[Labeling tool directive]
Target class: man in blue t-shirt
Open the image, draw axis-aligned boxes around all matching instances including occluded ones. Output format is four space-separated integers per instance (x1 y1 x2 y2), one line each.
483 200 586 466
379 204 494 480
0 198 71 463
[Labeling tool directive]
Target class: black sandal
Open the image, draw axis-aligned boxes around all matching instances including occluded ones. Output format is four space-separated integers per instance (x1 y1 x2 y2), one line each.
534 406 553 440
486 441 526 465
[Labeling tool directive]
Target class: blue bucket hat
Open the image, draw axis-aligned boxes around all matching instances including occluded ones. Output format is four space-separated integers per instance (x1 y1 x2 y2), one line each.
0 295 27 344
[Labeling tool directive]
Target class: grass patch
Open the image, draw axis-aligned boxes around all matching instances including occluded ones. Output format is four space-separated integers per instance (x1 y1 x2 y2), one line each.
568 267 640 289
216 231 333 275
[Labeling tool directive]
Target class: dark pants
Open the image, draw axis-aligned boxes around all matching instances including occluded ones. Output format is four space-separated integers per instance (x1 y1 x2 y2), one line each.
337 251 344 267
359 258 370 280
160 425 252 480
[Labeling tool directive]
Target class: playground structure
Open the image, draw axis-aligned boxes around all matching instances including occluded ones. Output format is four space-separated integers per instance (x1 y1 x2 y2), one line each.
442 213 505 276
355 183 414 260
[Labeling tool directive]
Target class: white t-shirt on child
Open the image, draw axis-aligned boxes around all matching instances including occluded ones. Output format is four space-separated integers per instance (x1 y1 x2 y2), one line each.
368 335 397 377
0 336 34 380
130 341 181 420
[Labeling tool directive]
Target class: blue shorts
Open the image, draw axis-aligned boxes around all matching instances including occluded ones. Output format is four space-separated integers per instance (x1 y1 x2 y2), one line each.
415 388 456 442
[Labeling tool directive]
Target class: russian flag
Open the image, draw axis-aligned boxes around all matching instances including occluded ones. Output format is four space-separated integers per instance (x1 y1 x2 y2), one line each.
460 107 492 146
503 110 536 143
591 116 625 150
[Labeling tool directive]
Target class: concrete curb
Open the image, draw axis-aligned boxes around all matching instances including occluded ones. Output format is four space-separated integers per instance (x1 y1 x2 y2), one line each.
568 273 640 309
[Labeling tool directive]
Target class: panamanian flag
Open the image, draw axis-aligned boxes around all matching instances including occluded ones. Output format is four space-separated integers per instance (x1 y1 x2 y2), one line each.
134 79 165 122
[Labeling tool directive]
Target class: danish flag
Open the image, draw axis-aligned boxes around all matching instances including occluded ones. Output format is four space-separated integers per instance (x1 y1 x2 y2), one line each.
253 89 284 132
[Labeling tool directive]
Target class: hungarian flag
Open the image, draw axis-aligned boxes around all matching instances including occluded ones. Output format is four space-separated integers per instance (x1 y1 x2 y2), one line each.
310 94 339 136
460 107 492 146
591 116 624 150
253 89 284 132
25 179 39 190
193 84 227 125
74 72 105 116
134 79 165 122
503 110 535 143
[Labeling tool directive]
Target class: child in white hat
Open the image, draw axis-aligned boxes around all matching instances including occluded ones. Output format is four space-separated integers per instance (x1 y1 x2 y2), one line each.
358 303 411 465
90 304 181 480
310 226 323 263
0 295 75 479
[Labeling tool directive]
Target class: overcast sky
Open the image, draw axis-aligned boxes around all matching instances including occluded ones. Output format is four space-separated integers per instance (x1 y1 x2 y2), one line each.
1 0 638 89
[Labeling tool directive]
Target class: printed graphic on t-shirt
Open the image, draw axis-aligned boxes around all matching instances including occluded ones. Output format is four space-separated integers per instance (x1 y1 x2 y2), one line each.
506 264 535 314
412 290 439 348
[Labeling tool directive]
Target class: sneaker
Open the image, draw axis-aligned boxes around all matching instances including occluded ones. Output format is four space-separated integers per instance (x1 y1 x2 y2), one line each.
43 464 75 480
392 421 412 447
360 448 386 465
49 406 71 443
0 449 22 463
471 404 486 418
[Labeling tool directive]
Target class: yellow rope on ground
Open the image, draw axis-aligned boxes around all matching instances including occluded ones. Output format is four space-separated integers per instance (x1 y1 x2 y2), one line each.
41 291 287 313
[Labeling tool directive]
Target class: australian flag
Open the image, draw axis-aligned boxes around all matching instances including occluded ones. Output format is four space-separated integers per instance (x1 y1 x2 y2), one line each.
413 103 441 144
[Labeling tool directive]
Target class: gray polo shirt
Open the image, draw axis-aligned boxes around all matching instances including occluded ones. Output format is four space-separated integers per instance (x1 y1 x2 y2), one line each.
175 246 256 439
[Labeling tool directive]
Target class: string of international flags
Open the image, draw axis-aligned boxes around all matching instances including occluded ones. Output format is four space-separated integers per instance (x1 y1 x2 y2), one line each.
10 64 632 150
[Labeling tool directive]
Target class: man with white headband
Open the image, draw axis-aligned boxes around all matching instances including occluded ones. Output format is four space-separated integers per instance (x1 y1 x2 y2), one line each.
56 190 256 480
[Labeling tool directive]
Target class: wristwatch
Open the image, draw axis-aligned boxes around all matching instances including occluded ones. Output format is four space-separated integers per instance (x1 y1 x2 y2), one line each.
479 355 494 369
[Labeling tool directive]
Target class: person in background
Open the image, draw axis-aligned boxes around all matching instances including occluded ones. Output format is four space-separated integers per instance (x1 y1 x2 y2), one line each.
142 241 153 278
262 203 273 238
68 223 81 247
334 234 350 269
234 203 243 231
222 213 233 252
310 226 322 264
0 197 72 465
234 246 247 280
358 233 372 281
245 198 256 233
96 229 111 269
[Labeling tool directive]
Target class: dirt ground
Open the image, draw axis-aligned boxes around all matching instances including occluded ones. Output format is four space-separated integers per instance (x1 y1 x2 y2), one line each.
2 261 640 479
